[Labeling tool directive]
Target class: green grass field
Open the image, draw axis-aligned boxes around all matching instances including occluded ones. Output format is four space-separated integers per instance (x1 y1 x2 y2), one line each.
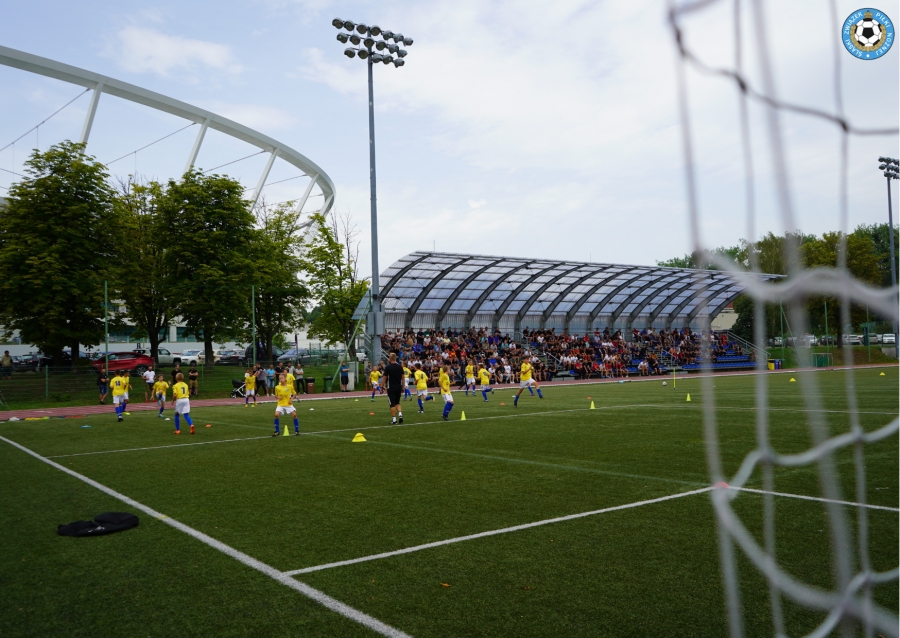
1 370 897 637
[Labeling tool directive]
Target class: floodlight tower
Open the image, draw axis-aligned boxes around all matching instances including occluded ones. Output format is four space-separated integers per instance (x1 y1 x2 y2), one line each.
332 18 412 364
878 156 899 357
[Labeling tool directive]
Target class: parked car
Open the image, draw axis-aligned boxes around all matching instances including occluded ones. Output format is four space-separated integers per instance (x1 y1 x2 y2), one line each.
131 347 182 366
12 354 40 372
178 349 202 366
90 351 155 375
882 333 896 345
818 335 837 346
38 351 72 368
842 334 862 345
277 348 314 365
216 350 245 366
198 350 226 365
244 345 286 364
768 337 783 347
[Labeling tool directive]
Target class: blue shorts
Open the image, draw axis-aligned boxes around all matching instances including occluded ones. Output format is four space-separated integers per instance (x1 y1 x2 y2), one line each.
98 384 108 394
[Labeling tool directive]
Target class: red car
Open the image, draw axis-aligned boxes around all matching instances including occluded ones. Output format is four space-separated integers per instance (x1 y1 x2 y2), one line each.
91 352 154 375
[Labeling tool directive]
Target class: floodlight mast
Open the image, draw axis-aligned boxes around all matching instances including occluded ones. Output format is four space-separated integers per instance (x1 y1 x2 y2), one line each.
332 18 412 363
878 156 899 357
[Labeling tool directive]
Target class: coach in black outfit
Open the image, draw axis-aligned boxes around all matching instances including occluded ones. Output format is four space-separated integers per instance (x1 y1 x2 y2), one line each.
383 352 405 425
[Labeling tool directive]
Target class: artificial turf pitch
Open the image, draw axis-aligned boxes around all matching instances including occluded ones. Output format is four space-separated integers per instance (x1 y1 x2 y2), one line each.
1 369 897 637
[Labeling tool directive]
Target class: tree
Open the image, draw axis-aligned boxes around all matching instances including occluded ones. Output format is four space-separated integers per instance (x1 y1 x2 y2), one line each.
113 179 173 363
300 210 369 359
852 222 899 288
656 245 745 270
248 199 309 363
0 141 119 365
158 170 254 367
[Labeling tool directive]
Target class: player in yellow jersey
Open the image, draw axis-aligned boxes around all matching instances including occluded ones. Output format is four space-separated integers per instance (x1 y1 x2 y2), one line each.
438 364 455 421
121 371 132 414
153 377 170 418
272 374 299 436
369 364 384 401
413 363 434 413
402 364 412 400
170 373 195 434
514 358 543 407
110 370 128 422
464 361 476 396
244 367 257 407
478 364 493 402
284 369 296 395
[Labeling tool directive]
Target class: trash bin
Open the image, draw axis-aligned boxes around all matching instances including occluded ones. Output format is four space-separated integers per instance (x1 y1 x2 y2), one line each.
305 377 315 394
767 359 775 371
775 359 782 370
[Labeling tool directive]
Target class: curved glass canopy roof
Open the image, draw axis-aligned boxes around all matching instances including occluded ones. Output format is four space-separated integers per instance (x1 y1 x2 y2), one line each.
361 252 780 334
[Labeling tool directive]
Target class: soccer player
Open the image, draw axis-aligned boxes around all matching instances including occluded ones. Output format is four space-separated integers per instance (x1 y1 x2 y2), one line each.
153 376 170 418
369 364 384 402
244 367 257 407
384 353 404 424
478 363 492 402
439 364 454 421
414 363 434 413
170 373 195 434
121 370 132 414
513 359 543 407
110 370 128 422
464 360 476 396
402 362 412 400
272 374 300 436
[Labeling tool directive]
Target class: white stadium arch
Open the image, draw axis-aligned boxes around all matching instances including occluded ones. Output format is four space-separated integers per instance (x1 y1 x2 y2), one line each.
0 44 335 225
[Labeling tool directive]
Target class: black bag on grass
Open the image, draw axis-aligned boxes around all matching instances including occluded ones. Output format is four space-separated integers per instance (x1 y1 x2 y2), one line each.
58 512 139 537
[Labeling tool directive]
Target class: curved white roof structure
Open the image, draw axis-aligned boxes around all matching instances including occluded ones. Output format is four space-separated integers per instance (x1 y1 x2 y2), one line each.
0 45 334 221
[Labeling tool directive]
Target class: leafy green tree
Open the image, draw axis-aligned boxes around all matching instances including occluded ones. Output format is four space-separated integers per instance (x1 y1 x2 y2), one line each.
247 201 309 363
300 210 369 359
656 245 745 270
158 170 254 367
0 141 119 365
852 222 899 288
113 179 173 363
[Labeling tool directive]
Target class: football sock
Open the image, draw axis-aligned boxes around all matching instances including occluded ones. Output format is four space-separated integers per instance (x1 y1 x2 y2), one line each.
514 395 519 406
482 390 488 400
174 414 180 431
273 417 280 434
528 387 535 396
443 403 453 418
371 390 376 398
391 417 397 424
245 396 249 404
184 414 194 427
293 417 299 433
417 398 424 411
425 395 434 402
158 405 164 415
537 388 543 398
398 411 402 418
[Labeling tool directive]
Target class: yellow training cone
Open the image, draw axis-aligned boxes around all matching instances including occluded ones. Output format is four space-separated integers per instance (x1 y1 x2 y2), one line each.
284 428 291 437
880 372 886 376
686 394 691 402
352 433 366 442
789 378 796 383
589 401 595 410
460 411 466 421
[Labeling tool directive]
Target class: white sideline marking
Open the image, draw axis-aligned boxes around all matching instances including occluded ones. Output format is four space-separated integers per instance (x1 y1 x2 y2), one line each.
727 486 900 513
284 487 714 576
46 436 272 458
0 435 412 638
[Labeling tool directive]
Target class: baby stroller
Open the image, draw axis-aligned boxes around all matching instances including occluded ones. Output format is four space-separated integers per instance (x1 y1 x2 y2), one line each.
230 379 247 399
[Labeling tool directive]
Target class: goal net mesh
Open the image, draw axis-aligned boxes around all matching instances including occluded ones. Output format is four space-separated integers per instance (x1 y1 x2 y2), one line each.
667 1 898 636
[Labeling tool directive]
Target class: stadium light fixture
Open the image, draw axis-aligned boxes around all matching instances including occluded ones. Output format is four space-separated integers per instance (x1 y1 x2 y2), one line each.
878 155 899 357
330 18 413 365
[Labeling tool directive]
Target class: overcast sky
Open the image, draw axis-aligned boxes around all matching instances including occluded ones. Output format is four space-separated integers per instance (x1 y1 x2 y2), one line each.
1 0 897 277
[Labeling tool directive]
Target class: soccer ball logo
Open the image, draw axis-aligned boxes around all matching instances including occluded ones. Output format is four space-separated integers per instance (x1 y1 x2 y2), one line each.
852 11 887 50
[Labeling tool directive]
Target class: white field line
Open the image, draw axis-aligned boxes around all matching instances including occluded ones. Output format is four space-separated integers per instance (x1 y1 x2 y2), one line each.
46 436 272 459
726 486 900 513
0 435 412 638
284 487 715 576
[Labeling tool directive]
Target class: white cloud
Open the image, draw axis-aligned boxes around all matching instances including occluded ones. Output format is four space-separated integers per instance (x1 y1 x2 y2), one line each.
467 199 486 209
210 103 297 131
110 26 243 77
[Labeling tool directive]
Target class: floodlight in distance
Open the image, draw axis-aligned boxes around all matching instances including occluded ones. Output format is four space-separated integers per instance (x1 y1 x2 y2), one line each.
337 32 349 43
349 33 362 45
369 25 382 36
358 49 370 59
370 53 384 63
403 37 413 46
393 58 405 67
388 44 399 54
397 49 408 57
382 54 394 64
375 40 387 50
342 20 355 30
364 36 375 48
880 164 888 170
344 48 357 58
356 23 368 33
382 30 394 40
393 33 404 42
332 18 344 28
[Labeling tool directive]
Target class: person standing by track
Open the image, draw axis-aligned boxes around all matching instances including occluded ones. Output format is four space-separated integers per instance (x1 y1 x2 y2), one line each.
383 353 405 424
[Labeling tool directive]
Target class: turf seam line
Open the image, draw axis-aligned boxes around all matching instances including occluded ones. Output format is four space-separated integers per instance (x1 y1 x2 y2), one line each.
0 435 413 638
727 486 900 512
283 487 715 576
45 436 273 458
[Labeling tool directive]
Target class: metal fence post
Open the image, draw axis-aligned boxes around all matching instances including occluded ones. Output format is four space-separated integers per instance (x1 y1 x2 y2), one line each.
45 365 49 401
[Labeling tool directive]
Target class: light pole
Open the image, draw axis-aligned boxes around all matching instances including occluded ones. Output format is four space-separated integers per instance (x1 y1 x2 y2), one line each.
332 18 412 364
878 156 898 357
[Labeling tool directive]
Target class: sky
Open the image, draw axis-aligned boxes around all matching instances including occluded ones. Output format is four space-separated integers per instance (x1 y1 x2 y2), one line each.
1 0 898 279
